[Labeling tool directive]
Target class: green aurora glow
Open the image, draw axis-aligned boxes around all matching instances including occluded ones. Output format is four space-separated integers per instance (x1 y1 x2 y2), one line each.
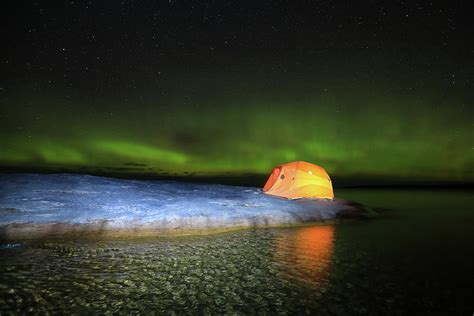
1 74 472 183
1 2 473 184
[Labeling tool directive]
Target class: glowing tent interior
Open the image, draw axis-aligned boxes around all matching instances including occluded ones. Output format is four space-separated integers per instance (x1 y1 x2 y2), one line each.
263 161 334 199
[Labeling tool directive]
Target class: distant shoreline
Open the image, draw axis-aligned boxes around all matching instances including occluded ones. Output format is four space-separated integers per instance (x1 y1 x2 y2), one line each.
0 167 471 189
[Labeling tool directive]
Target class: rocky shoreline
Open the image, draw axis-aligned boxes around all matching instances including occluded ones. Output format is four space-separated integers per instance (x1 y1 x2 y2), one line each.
0 174 374 240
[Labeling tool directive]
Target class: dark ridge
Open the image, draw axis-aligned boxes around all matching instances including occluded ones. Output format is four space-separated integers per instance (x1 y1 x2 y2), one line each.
340 183 474 190
0 165 472 189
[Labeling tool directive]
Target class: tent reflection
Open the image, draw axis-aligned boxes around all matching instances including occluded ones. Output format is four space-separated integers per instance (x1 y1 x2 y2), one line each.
275 225 334 286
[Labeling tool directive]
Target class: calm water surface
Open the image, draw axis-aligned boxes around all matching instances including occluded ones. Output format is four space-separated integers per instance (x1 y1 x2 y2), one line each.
1 189 473 314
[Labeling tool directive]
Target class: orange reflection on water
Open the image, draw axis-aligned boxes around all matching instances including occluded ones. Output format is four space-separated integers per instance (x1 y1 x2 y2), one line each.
275 225 334 287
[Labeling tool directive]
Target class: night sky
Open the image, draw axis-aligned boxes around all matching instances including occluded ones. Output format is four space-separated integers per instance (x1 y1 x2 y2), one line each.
1 1 473 184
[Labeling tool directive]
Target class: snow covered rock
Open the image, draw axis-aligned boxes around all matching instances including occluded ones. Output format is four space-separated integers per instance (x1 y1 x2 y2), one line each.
0 174 366 239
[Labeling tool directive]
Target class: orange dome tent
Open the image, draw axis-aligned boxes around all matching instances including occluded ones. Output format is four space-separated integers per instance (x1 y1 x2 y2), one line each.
263 161 334 199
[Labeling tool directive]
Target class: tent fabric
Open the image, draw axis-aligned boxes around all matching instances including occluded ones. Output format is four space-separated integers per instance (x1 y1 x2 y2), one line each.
262 161 334 199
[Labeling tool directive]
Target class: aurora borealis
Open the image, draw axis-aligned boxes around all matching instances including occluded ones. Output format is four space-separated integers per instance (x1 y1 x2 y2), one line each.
1 1 473 184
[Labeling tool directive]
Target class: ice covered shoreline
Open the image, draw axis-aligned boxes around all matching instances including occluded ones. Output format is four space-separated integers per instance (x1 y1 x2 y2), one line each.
0 173 370 239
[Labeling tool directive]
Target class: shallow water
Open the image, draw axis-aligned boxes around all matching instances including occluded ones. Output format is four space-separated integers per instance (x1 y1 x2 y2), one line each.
0 189 473 314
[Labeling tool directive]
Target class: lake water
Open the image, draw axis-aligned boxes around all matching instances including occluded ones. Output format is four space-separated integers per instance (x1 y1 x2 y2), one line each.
0 189 473 314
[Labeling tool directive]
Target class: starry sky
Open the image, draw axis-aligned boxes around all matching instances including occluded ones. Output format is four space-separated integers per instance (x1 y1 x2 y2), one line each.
1 1 473 184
